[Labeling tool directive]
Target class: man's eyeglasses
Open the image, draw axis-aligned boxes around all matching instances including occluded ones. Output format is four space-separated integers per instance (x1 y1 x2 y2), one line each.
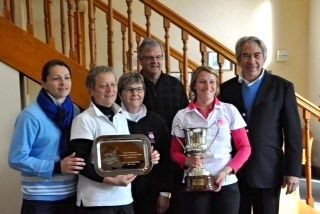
123 87 144 93
142 55 163 61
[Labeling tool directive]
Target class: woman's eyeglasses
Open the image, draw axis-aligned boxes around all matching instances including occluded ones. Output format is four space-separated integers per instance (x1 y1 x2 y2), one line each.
123 87 144 93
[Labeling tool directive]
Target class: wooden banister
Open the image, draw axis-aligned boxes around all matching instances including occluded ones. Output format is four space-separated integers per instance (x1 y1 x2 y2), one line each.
296 93 320 118
200 42 208 66
88 0 96 69
126 0 133 71
217 54 225 83
67 0 77 60
107 0 114 67
60 0 66 54
93 0 199 71
0 17 89 108
3 0 12 22
139 0 236 64
26 0 33 34
144 5 151 38
135 34 141 71
163 17 171 73
75 0 82 63
9 0 14 22
45 0 55 47
121 24 127 73
302 110 314 207
181 30 188 89
297 94 320 207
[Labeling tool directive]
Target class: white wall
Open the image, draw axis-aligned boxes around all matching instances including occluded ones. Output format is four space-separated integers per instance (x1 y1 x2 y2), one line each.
308 0 320 165
0 62 22 214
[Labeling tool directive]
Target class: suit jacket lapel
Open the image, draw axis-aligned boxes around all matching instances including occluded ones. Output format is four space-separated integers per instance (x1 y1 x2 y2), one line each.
251 71 272 111
228 78 247 119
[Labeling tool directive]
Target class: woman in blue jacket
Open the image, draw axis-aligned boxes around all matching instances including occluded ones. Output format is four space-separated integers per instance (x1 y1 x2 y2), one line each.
8 59 85 214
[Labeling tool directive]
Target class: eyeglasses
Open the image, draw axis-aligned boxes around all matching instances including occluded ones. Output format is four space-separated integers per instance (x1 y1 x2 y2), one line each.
123 87 144 93
142 55 163 62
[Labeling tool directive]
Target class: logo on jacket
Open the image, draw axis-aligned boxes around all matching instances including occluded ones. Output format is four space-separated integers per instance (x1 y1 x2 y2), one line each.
216 118 224 126
148 131 156 144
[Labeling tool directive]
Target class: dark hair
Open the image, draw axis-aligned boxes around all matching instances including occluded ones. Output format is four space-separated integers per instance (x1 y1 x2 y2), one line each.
85 66 115 90
118 72 145 95
190 66 220 101
137 38 164 60
41 59 71 82
235 36 267 62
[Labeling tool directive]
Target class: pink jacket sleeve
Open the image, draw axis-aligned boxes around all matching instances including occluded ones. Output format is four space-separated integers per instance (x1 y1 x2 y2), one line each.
228 128 251 172
170 136 187 169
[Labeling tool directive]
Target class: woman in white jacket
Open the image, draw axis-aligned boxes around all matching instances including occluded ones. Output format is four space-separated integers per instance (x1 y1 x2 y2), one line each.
170 66 251 214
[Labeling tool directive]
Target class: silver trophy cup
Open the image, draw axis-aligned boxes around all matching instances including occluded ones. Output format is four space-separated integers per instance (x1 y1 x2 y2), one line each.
184 128 217 191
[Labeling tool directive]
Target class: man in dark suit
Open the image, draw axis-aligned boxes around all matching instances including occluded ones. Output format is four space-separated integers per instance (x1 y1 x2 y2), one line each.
219 36 302 214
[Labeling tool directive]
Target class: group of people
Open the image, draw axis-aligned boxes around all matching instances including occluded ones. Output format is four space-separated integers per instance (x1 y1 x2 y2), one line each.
8 36 302 214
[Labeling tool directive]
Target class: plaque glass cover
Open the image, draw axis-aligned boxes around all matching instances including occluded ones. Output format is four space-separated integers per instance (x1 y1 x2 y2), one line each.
93 134 153 177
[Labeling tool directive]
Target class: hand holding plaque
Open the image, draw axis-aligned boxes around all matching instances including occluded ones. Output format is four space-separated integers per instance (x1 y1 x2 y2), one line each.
93 134 153 177
184 128 218 192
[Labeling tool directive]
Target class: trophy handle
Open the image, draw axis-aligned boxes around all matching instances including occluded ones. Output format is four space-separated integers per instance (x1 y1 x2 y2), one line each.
174 136 187 153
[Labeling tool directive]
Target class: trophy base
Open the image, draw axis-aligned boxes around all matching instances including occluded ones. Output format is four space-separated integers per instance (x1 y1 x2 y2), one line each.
185 175 217 192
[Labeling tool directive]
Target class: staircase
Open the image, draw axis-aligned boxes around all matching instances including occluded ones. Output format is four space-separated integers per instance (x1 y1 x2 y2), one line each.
1 0 320 213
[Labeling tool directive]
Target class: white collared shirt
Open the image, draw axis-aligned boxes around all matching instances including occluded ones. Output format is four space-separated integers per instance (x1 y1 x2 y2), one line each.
120 102 147 122
70 102 132 207
238 69 265 86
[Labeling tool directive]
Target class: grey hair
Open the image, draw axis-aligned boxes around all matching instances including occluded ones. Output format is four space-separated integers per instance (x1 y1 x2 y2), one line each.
235 36 267 62
190 66 220 101
137 38 164 59
118 72 145 95
85 66 115 90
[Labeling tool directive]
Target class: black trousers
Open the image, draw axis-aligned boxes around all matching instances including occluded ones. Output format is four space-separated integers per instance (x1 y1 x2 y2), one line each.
238 179 281 214
133 195 157 214
21 196 76 214
166 183 185 214
77 203 134 214
183 183 240 214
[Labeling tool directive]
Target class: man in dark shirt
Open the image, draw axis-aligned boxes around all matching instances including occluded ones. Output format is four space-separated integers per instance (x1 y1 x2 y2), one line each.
138 38 189 131
138 38 189 214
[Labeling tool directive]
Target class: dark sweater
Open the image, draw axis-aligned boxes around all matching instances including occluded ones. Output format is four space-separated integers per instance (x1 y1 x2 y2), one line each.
142 72 189 132
128 111 173 200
